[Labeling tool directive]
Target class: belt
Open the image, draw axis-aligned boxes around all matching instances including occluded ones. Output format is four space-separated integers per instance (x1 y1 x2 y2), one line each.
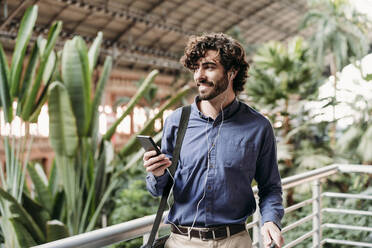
171 224 246 241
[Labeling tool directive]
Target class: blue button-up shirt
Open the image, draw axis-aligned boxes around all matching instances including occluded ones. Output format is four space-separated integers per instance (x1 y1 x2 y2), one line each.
146 98 284 228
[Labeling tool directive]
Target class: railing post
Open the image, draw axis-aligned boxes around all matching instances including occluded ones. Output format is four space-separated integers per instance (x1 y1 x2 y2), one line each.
143 233 150 245
312 179 322 247
253 200 262 248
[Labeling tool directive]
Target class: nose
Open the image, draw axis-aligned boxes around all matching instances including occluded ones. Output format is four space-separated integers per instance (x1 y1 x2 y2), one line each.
194 67 206 83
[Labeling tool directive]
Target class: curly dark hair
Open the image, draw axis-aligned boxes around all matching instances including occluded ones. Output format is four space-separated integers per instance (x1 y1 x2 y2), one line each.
180 33 249 93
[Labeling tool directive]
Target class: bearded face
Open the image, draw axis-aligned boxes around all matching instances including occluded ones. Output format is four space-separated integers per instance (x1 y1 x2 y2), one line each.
194 50 230 101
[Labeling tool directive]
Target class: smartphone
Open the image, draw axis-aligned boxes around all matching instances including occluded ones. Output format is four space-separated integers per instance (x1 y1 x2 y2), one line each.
136 135 161 155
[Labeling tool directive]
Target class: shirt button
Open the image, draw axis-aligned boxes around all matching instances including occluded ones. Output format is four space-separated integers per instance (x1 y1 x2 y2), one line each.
207 186 212 190
209 164 214 168
206 208 211 212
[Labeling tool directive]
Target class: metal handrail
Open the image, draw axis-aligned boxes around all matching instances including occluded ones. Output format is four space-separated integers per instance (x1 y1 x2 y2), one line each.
33 164 372 248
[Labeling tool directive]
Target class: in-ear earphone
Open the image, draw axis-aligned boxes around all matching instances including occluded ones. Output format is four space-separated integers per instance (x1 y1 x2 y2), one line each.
228 70 236 81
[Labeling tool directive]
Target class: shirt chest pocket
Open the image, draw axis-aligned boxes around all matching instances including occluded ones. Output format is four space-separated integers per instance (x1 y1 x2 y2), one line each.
221 139 256 171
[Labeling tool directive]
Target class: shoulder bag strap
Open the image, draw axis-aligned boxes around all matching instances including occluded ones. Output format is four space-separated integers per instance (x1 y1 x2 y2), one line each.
143 105 191 248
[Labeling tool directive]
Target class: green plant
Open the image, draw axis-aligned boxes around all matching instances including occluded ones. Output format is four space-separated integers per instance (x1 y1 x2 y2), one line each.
0 5 63 247
300 0 370 145
336 93 372 164
246 36 322 161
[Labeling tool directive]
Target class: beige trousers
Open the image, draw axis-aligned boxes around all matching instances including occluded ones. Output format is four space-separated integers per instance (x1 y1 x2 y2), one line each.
164 230 252 248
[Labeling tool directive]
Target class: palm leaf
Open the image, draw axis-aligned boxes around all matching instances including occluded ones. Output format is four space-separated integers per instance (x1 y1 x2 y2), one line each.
61 38 87 137
103 69 159 141
336 125 363 153
88 32 103 72
75 37 92 135
89 56 112 136
357 125 372 163
21 21 62 121
0 43 12 122
9 5 38 98
48 81 78 157
22 193 50 234
16 40 38 116
27 163 53 214
120 84 191 157
8 217 37 247
0 188 45 243
46 220 69 242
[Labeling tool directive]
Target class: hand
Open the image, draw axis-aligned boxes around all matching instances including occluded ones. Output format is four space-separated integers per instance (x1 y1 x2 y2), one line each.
143 150 172 177
261 222 284 248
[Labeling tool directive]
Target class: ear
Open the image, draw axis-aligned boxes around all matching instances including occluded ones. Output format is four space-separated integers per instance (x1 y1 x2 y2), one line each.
228 70 237 82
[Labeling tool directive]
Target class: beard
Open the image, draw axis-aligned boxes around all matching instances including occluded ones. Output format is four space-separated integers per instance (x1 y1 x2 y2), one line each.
197 75 229 100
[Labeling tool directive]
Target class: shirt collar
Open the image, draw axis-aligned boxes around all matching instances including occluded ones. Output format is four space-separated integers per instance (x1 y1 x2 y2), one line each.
192 96 240 121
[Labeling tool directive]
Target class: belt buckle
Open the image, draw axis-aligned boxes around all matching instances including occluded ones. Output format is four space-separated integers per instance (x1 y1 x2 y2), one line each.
199 229 215 241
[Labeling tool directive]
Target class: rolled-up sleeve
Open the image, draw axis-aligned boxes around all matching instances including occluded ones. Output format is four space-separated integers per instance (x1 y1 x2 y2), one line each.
254 122 284 229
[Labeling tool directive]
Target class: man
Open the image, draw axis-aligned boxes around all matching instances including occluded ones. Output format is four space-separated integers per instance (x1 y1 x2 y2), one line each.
143 33 284 248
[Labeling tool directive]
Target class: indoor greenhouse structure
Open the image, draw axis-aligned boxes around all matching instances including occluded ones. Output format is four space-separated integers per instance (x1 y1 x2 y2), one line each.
0 0 371 247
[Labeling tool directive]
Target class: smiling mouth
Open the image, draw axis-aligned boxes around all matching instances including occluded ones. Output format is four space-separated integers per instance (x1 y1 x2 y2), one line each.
197 81 214 87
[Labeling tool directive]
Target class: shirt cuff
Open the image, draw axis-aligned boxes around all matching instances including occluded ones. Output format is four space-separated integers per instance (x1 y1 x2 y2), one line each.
261 214 282 230
146 172 169 196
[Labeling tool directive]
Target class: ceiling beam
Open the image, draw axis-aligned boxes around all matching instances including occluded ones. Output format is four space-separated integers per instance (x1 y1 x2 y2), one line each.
44 4 69 31
69 11 91 35
54 0 193 41
150 3 201 51
204 0 291 37
0 29 183 71
131 0 186 44
0 0 33 30
222 0 276 32
97 16 115 32
110 0 166 44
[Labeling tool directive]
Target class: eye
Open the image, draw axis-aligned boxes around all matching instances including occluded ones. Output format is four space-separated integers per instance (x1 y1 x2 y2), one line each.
204 64 216 70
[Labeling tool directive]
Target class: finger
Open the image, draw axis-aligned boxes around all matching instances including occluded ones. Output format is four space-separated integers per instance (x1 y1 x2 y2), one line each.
267 227 283 248
143 150 158 161
152 163 171 174
279 235 284 247
261 227 272 247
144 154 166 167
146 159 171 172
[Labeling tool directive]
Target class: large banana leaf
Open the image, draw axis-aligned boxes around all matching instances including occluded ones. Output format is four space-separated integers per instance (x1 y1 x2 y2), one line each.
0 188 45 243
21 21 62 121
0 43 9 80
16 41 38 115
0 43 12 122
61 38 88 137
120 84 191 157
9 5 38 98
48 81 78 157
42 49 57 85
22 193 50 234
46 220 69 242
9 217 37 247
357 125 372 163
89 56 112 137
103 69 159 141
76 37 92 135
88 31 103 72
27 163 53 214
47 160 58 197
